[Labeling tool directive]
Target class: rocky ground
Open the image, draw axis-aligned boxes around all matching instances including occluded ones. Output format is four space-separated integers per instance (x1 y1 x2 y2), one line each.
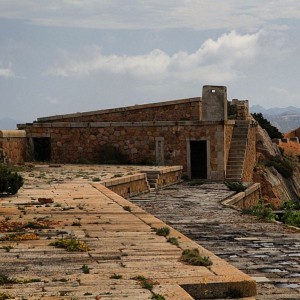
130 183 300 300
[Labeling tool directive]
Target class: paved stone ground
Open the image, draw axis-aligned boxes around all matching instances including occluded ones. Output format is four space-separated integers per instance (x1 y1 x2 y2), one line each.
0 166 255 299
130 183 300 300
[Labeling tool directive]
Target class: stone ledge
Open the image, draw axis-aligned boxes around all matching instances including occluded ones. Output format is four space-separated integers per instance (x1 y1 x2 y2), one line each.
24 120 227 128
222 182 261 209
95 184 257 299
37 97 201 122
101 173 146 187
0 130 26 138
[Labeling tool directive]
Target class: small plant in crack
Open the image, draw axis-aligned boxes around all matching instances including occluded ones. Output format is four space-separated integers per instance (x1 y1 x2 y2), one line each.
167 237 179 246
81 265 90 274
92 177 101 182
155 227 170 237
110 273 122 279
133 275 155 290
49 238 90 252
123 206 132 212
71 221 82 227
152 293 166 300
180 248 212 266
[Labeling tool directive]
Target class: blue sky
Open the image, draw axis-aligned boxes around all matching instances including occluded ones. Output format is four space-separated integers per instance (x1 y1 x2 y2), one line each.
1 1 300 122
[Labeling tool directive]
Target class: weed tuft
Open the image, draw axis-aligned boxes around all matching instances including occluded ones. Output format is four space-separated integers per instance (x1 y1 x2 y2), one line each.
167 237 179 246
180 248 212 266
49 238 90 252
155 227 170 237
110 273 122 279
81 265 90 274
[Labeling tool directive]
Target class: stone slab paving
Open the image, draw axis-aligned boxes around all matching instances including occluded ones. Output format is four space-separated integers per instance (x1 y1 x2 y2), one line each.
0 166 255 299
130 183 300 300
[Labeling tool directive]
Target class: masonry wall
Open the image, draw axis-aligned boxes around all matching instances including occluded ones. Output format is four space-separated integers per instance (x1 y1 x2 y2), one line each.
37 98 201 123
23 121 226 180
242 126 257 182
225 123 235 165
0 130 26 164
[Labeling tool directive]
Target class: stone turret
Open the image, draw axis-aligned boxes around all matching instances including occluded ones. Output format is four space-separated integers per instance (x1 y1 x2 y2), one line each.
201 85 227 121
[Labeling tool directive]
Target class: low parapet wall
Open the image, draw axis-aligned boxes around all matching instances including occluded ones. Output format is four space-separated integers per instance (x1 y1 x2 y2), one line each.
223 183 261 209
273 137 300 144
101 173 150 198
100 166 183 198
0 130 26 164
143 166 183 189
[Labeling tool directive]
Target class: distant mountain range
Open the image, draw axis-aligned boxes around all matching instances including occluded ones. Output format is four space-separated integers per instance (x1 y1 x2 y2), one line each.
250 105 300 133
0 118 22 130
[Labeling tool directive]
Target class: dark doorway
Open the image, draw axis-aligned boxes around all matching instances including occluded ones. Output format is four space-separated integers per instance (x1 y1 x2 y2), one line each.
33 138 51 162
190 140 207 179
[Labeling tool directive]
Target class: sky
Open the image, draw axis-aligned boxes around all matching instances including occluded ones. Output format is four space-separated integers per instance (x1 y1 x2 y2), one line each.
1 0 300 123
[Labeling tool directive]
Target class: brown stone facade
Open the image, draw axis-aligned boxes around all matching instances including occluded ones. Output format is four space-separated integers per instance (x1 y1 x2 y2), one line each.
100 173 150 198
15 85 258 182
37 97 201 123
0 130 26 164
242 125 257 182
21 121 227 180
225 123 234 164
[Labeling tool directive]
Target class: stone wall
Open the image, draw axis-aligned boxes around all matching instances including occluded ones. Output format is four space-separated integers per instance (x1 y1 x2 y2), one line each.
225 123 235 165
201 86 227 121
22 121 227 180
100 173 150 198
231 99 250 120
0 130 26 164
37 98 201 123
223 183 261 209
242 126 257 182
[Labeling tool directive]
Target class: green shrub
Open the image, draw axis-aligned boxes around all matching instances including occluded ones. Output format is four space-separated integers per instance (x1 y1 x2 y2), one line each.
264 157 295 178
282 200 300 211
225 181 246 192
282 211 300 228
252 112 283 139
152 294 166 300
0 164 24 195
155 227 170 237
167 237 179 246
81 264 90 274
242 199 277 221
133 275 155 290
180 248 212 266
227 101 237 119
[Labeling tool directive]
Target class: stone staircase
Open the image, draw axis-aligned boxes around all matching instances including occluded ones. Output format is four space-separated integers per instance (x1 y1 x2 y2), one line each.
226 120 250 181
145 171 159 191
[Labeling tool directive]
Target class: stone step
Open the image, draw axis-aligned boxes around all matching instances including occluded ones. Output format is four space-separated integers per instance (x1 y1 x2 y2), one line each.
228 154 246 159
226 177 242 180
227 167 244 172
146 174 159 179
227 157 244 161
232 134 248 138
148 178 158 183
228 149 246 153
227 163 243 167
226 172 243 176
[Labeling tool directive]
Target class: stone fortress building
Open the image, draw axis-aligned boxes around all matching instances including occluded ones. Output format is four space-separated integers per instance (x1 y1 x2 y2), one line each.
1 85 257 182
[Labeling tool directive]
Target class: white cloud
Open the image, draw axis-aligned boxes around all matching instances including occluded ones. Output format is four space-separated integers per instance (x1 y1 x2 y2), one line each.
0 65 14 78
46 31 260 84
0 1 300 31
